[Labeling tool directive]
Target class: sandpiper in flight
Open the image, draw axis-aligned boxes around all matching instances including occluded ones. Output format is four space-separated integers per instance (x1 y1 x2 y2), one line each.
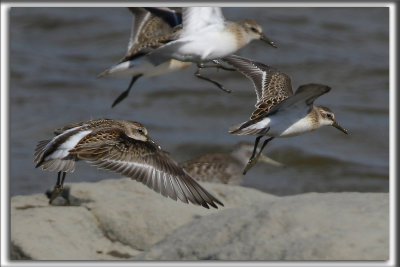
98 7 235 107
222 55 348 174
179 141 283 185
98 7 191 107
146 7 277 90
34 118 223 209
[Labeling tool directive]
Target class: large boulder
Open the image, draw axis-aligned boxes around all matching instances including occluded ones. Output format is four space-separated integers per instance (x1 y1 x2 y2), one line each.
11 194 139 260
10 178 275 260
133 192 389 260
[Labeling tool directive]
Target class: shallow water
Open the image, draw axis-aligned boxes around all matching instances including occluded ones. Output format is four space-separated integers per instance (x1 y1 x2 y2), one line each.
9 7 389 196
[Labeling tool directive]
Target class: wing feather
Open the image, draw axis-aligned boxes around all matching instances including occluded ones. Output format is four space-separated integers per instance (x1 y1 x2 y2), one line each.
181 7 224 36
69 131 222 209
223 55 293 119
123 7 182 62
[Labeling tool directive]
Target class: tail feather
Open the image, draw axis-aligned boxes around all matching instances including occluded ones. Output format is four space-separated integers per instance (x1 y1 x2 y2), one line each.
229 121 269 136
38 158 76 172
34 139 51 166
97 61 136 78
34 139 76 172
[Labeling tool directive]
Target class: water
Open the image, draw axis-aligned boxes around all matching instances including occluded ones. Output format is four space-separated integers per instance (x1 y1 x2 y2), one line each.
9 7 389 196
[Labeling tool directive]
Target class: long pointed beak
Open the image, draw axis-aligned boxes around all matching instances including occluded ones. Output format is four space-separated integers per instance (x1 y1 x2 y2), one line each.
332 121 348 134
260 35 277 48
258 154 284 167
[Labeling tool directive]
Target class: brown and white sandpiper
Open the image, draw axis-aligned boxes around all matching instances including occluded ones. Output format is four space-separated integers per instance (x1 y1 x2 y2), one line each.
98 7 192 107
222 55 348 174
179 141 283 185
98 7 236 107
144 7 277 91
148 7 276 63
34 118 223 209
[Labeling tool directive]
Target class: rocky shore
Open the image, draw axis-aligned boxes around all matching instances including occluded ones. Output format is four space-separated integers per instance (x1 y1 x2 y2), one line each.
10 178 389 261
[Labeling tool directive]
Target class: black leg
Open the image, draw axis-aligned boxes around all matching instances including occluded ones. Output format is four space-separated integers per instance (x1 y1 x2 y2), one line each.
249 136 263 162
243 137 274 175
198 60 236 72
49 171 67 204
60 171 66 187
194 63 232 93
256 137 274 159
211 60 236 71
111 74 143 108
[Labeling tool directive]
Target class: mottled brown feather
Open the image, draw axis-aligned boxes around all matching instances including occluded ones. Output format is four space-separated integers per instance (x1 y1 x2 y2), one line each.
122 8 182 62
223 55 293 119
35 118 223 209
179 154 243 185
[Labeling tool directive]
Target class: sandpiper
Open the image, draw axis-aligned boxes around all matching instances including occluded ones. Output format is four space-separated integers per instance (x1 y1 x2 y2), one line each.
98 7 191 107
179 141 283 185
145 7 277 90
222 55 348 174
34 118 223 209
98 8 234 107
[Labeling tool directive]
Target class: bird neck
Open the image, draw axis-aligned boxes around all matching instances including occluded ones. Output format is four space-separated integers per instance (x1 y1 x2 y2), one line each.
224 21 248 49
309 106 323 130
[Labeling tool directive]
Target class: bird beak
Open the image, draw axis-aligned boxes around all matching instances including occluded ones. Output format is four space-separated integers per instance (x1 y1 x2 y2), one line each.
258 154 284 167
332 121 348 134
260 34 277 48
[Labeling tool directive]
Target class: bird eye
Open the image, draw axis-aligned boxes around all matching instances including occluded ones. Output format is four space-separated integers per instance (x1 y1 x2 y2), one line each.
138 129 144 134
250 27 258 33
326 113 332 119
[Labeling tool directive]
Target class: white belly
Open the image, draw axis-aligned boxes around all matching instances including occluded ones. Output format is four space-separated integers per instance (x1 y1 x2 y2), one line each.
248 110 315 138
102 58 191 78
178 30 238 61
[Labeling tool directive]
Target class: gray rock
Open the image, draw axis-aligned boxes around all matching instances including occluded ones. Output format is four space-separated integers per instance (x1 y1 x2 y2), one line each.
133 192 389 260
11 194 139 260
10 178 274 260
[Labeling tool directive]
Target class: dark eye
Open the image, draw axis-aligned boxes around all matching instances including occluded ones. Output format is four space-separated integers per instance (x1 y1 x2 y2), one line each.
250 27 258 32
326 113 333 119
138 129 144 134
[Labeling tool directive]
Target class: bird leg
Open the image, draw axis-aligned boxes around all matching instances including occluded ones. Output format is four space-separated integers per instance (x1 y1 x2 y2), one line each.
49 171 67 204
243 137 274 175
210 59 237 71
111 74 143 108
194 63 232 93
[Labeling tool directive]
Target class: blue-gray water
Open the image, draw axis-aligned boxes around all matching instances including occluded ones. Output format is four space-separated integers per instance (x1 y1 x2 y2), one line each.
9 7 389 196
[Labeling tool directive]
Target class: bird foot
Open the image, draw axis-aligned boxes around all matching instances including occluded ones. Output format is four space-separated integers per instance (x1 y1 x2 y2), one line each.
243 157 258 175
49 185 64 204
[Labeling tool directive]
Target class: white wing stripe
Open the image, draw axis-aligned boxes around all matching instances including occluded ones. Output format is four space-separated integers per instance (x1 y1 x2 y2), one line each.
47 130 91 160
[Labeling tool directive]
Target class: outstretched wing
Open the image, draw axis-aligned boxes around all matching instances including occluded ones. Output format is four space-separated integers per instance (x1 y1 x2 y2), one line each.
181 7 224 36
123 7 182 62
223 55 293 119
69 129 223 209
143 7 182 27
268 83 331 115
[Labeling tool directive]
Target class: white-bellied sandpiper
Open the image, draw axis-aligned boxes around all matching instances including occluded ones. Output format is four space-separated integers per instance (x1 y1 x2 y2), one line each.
98 7 236 107
179 141 283 185
34 118 223 209
98 7 192 107
145 7 277 91
222 55 348 174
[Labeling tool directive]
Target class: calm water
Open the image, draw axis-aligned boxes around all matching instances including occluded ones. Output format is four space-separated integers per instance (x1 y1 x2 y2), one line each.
9 7 389 196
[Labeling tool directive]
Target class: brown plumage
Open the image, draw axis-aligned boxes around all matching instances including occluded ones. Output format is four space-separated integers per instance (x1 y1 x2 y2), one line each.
222 55 293 120
222 55 348 175
122 8 182 62
34 118 223 209
179 141 283 184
